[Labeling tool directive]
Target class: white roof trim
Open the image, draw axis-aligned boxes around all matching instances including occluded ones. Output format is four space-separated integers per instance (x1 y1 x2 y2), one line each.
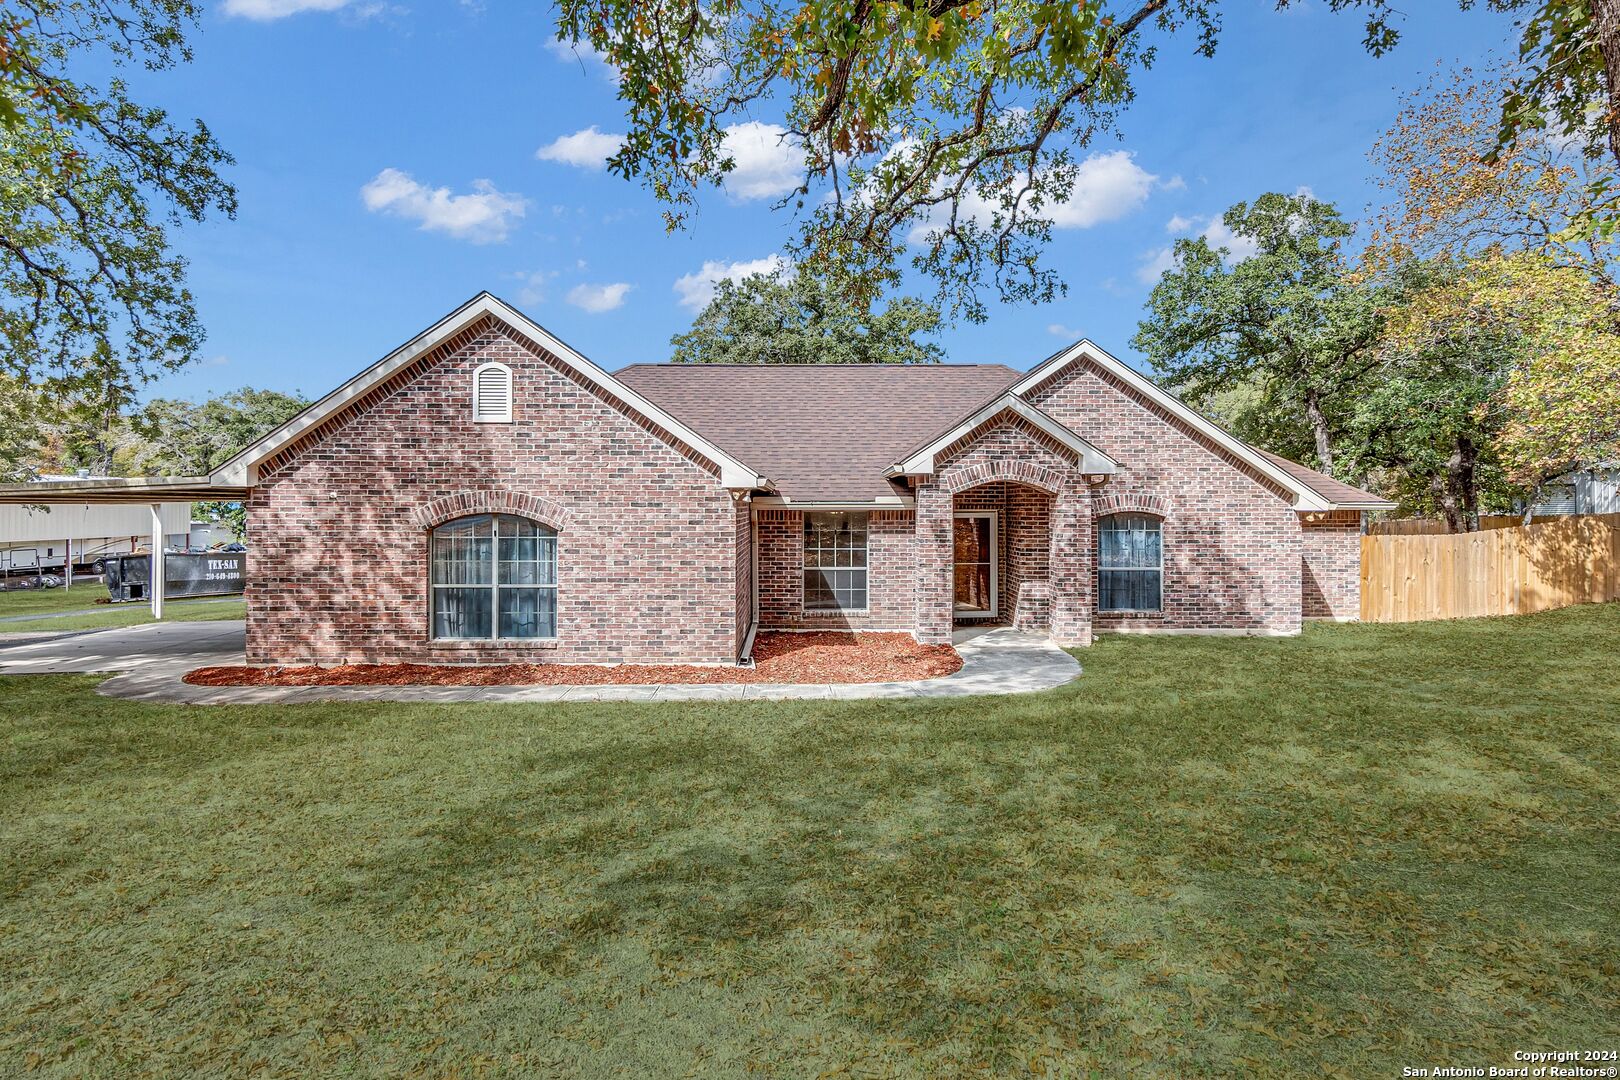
890 393 1119 477
210 293 770 490
753 496 916 510
1015 340 1336 511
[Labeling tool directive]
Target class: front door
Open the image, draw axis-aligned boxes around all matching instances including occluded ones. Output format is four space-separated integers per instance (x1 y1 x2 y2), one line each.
953 512 998 618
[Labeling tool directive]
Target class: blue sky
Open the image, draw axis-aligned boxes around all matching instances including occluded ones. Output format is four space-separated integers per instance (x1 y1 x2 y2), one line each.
138 0 1519 402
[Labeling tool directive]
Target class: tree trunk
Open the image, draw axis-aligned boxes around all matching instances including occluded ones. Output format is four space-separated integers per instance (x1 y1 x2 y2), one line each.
1444 435 1480 533
1595 0 1620 168
1432 473 1464 534
1303 389 1335 477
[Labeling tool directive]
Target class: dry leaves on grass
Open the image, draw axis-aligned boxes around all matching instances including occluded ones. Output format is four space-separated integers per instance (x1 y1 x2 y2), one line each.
183 631 962 687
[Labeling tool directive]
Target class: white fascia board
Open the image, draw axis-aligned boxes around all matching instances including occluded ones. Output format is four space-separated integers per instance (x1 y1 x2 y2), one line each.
212 293 770 491
893 393 1118 477
753 496 915 510
1014 340 1335 511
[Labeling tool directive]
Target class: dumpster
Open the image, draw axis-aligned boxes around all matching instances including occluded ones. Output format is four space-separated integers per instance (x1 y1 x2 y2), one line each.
105 552 246 603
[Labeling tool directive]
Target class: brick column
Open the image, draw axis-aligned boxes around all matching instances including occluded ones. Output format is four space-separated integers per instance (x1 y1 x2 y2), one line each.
914 478 955 644
1049 481 1093 647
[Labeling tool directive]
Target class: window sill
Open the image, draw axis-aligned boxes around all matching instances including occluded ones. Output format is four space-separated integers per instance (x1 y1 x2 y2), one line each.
426 637 559 649
1097 610 1164 619
801 609 870 618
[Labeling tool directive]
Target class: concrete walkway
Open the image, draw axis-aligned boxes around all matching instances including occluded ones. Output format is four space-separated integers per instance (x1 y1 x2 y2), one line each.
0 620 1080 704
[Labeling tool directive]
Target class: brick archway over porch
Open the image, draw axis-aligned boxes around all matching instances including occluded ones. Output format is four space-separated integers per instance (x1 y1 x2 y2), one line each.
915 459 1095 648
941 459 1069 497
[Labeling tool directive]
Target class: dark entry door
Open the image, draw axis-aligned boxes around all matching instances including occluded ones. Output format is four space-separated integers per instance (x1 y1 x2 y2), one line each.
953 513 997 617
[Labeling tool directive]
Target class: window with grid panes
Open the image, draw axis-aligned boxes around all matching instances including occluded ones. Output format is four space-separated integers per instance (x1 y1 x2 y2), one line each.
802 512 868 612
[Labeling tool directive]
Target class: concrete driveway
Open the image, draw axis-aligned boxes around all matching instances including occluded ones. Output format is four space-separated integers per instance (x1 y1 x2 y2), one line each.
0 619 1081 704
0 620 247 701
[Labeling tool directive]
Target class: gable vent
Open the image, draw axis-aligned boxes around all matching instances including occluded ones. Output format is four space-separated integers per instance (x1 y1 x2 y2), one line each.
472 363 513 423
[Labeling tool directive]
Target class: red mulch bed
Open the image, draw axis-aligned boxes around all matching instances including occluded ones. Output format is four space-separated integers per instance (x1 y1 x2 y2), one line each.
182 631 961 687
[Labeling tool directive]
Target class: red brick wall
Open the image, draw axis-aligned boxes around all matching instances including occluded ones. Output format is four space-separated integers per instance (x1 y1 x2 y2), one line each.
756 508 916 630
1026 360 1303 634
246 324 741 665
1006 484 1053 631
1301 511 1362 619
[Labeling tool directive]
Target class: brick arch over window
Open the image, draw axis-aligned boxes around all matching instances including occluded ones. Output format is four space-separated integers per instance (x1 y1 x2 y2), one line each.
941 459 1070 495
1092 493 1171 519
409 491 575 531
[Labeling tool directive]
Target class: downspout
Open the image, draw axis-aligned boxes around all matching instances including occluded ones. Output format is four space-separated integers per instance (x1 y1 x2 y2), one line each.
738 497 760 665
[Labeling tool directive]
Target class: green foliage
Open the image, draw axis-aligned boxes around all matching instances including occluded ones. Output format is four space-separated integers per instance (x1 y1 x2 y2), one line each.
3 607 1618 1074
1343 260 1519 527
670 269 943 365
0 376 50 483
127 387 308 537
554 0 1550 315
1133 192 1382 476
0 0 234 399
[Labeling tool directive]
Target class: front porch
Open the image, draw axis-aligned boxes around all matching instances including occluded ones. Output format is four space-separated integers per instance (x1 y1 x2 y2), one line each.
949 480 1057 633
913 459 1097 648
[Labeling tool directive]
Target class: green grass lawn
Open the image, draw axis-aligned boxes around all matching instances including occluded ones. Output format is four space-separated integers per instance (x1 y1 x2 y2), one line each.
2 607 1616 1077
0 586 243 633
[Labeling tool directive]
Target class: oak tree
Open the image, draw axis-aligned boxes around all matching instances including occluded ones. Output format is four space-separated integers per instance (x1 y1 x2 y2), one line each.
671 268 943 364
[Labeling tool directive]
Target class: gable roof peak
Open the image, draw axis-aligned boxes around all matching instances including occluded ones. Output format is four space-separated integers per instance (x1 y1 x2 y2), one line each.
208 291 770 491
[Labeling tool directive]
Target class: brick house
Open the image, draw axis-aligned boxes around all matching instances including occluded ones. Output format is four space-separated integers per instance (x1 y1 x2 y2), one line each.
4 293 1391 666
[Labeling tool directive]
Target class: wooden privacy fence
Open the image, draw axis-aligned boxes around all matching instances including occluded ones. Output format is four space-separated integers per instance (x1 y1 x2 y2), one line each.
1368 514 1565 535
1360 514 1620 622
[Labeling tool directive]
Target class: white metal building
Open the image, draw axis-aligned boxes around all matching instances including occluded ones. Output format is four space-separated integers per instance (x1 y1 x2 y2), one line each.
1529 464 1620 516
0 498 191 575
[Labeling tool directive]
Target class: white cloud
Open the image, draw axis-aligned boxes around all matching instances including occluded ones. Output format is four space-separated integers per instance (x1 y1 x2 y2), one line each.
360 168 527 244
1137 213 1263 284
720 122 805 201
198 354 231 368
223 0 349 18
672 254 790 310
511 270 556 307
909 150 1155 243
535 126 624 170
566 282 632 313
1161 174 1188 192
1044 151 1157 228
546 37 612 70
1201 218 1261 261
1135 246 1178 285
1047 323 1083 339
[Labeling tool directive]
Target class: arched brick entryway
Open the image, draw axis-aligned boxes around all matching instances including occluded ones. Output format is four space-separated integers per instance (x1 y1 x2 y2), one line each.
914 423 1095 647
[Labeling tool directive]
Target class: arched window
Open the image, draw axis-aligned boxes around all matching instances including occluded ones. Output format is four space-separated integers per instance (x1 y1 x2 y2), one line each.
431 514 556 639
471 362 513 423
1098 513 1162 612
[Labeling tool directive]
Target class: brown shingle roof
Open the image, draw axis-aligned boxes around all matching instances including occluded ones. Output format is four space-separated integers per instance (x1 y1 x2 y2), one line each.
616 361 1395 510
1255 449 1394 509
615 363 1021 502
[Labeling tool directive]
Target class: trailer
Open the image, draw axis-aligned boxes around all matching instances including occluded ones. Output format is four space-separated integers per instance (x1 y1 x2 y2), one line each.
105 552 246 603
0 498 191 577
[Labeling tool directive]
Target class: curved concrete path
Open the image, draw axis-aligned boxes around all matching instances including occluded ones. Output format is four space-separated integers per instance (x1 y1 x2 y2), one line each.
0 620 1080 704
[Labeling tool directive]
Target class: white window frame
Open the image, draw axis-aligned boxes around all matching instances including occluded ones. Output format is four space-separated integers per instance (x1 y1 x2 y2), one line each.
953 510 999 619
801 511 870 615
430 514 558 640
471 362 514 424
1097 513 1164 613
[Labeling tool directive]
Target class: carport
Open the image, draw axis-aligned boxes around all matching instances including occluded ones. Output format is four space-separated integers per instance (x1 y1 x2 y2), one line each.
0 476 249 618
